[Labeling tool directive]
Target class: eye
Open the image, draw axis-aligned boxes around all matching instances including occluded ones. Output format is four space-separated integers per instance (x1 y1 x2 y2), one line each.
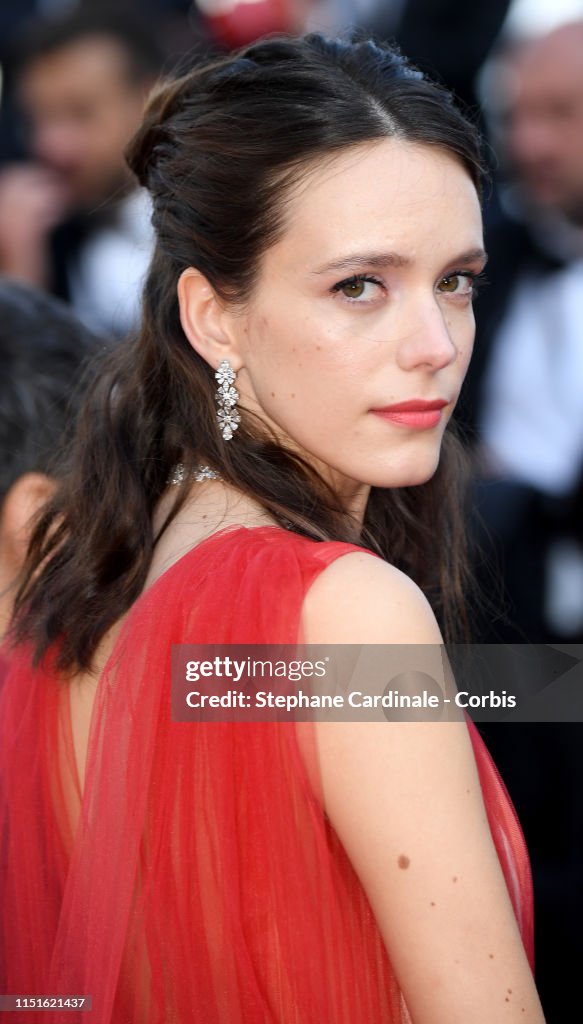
331 274 384 302
438 271 487 299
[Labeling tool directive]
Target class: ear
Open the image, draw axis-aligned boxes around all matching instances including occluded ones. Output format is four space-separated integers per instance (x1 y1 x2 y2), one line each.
177 267 244 372
0 472 56 576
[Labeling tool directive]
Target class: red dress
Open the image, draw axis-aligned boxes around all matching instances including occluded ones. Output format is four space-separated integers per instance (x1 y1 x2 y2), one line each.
0 526 534 1022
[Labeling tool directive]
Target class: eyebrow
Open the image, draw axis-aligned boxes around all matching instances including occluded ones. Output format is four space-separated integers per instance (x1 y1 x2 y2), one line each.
310 248 488 275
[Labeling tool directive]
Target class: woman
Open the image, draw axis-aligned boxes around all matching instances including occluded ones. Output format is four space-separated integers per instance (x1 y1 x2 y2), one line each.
0 34 544 1024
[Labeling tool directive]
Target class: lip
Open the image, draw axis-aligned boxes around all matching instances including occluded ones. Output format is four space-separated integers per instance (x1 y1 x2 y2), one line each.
371 398 449 430
373 399 449 412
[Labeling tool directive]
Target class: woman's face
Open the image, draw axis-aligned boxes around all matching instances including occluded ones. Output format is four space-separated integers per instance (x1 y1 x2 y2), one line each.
231 138 485 514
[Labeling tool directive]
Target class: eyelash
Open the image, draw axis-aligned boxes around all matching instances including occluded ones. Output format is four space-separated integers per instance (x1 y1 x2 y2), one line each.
330 270 489 303
330 273 384 302
451 270 488 298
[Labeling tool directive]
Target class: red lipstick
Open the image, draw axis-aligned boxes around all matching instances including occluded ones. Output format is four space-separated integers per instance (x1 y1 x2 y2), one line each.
371 398 448 429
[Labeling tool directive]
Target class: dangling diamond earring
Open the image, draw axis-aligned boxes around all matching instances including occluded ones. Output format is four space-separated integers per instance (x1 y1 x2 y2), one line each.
214 359 241 441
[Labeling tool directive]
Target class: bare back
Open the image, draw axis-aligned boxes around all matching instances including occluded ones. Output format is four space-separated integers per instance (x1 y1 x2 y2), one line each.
68 478 279 790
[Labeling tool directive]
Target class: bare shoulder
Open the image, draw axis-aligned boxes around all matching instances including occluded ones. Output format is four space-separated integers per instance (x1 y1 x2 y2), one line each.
299 549 545 1023
302 549 442 645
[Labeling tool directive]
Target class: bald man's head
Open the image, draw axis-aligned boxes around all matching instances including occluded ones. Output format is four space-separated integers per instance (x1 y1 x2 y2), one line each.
504 21 583 222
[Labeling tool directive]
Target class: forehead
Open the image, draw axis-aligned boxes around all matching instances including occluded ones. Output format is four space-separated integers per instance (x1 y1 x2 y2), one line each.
20 37 134 104
514 35 583 102
270 139 482 269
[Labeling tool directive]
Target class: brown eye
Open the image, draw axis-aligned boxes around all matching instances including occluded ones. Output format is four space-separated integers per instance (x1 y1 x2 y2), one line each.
341 279 366 299
439 274 460 293
438 273 475 296
331 274 383 302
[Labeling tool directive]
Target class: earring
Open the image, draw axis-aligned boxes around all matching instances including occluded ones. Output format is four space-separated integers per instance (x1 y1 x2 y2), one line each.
214 359 241 441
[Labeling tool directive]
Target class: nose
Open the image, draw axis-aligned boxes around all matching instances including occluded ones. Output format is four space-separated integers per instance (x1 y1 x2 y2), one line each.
395 297 459 372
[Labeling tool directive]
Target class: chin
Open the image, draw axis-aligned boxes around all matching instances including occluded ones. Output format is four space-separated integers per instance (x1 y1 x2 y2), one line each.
368 454 441 489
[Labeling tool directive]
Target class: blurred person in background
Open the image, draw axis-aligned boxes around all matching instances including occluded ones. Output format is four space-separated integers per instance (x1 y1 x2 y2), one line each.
0 2 77 162
0 280 103 657
0 7 163 337
457 23 583 1024
462 21 583 646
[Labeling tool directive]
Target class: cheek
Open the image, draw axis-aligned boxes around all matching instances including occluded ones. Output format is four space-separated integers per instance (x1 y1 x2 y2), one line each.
243 309 374 439
241 315 311 416
248 310 359 392
448 309 475 368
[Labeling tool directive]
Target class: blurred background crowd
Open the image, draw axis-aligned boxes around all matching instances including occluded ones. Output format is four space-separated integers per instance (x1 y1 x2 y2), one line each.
1 2 582 1021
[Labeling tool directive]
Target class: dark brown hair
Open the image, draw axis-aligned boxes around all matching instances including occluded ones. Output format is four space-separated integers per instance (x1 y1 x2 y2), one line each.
12 34 484 671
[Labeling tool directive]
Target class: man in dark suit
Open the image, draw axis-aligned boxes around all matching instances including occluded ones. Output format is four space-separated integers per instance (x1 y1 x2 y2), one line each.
455 26 583 1024
459 24 583 646
0 7 162 336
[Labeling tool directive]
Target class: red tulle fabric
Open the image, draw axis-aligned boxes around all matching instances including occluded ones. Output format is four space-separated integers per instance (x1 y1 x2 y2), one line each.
0 526 534 1023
